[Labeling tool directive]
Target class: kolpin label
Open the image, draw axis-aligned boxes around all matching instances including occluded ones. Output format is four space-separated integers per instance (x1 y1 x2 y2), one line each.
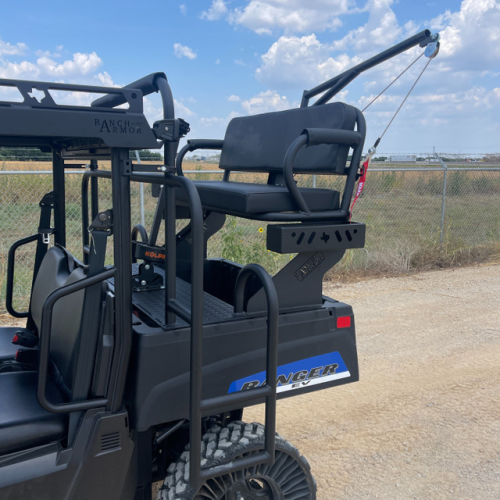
294 252 325 282
228 351 350 394
144 250 165 260
94 119 142 134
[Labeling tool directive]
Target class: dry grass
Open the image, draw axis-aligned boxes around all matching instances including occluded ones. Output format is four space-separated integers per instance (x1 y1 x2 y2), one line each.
326 241 500 283
1 161 499 311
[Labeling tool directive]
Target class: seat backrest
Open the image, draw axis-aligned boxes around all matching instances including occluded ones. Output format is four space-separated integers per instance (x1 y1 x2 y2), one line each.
30 246 77 331
219 102 358 175
29 246 91 396
49 267 87 394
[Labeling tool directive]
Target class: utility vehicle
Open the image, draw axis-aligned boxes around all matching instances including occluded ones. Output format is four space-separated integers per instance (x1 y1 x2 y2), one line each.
0 30 438 499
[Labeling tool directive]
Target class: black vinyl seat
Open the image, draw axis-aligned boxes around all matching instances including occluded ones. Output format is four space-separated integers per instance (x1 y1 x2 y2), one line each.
176 102 366 221
177 181 340 215
0 371 67 454
0 247 93 455
0 246 78 363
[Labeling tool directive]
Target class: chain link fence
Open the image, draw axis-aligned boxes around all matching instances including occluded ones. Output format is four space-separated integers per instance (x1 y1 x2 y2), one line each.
1 158 499 313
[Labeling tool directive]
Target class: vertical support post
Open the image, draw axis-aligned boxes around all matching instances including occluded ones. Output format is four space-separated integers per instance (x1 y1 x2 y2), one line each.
52 149 66 247
134 150 145 226
109 148 133 413
436 153 447 245
184 176 205 491
165 180 177 325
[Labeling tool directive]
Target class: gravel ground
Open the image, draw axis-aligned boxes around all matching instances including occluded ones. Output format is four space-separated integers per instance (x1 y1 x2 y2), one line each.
246 264 500 499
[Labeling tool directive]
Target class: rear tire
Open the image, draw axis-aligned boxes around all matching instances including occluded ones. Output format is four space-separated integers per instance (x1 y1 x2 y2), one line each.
158 421 317 500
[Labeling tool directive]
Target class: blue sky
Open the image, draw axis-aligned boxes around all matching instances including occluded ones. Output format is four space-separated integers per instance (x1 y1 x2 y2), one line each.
1 0 499 154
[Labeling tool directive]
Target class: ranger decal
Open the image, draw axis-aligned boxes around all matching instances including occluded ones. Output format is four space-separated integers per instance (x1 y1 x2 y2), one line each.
227 351 350 394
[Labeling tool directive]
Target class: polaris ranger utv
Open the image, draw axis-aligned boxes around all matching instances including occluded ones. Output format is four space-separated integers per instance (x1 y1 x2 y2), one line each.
0 29 438 499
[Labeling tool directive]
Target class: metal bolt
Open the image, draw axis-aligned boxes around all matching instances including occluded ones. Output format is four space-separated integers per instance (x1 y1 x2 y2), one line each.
165 126 169 131
99 213 107 222
145 264 150 270
141 280 147 286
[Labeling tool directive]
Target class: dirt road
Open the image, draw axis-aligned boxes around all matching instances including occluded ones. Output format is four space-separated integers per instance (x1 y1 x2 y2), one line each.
3 265 498 498
247 264 500 499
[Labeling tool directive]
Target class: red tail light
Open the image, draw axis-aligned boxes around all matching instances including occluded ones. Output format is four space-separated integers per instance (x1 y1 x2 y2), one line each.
337 316 351 328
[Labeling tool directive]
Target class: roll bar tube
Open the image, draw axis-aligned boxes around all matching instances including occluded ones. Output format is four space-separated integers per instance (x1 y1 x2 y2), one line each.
91 72 171 113
283 108 366 215
188 264 279 489
91 72 177 164
176 139 225 176
6 234 39 318
37 268 115 414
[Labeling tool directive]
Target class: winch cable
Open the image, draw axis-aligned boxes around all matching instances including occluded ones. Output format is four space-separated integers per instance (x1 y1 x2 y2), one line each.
350 51 436 218
371 55 433 146
361 52 425 114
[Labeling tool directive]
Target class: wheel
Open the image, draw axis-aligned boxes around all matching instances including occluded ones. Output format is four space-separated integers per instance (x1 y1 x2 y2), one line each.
158 421 317 500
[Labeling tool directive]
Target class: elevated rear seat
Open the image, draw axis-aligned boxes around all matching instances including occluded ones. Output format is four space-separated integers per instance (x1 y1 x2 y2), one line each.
176 102 365 221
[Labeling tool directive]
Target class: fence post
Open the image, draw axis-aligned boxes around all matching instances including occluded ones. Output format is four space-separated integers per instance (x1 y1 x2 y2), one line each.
435 154 448 245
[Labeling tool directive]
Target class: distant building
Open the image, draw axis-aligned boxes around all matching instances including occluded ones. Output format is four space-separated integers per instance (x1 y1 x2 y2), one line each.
388 154 417 163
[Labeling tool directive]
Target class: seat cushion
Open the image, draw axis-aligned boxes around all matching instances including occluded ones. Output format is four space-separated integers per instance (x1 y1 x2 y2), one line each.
181 181 340 215
0 327 29 362
0 371 67 455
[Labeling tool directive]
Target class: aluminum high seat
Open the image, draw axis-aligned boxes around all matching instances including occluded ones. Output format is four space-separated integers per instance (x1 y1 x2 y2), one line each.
175 102 366 222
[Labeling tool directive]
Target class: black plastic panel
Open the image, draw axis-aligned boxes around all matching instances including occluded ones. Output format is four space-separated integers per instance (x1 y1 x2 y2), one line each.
129 298 359 431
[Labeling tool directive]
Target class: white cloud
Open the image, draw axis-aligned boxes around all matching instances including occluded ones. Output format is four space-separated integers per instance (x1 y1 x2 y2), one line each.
430 0 500 73
36 52 103 77
215 58 221 65
174 99 195 118
331 0 401 53
139 96 195 129
173 43 197 60
179 3 187 15
241 90 292 115
229 0 350 35
360 86 500 152
256 34 358 88
228 94 241 102
191 110 241 139
199 116 226 127
0 60 40 79
200 0 228 21
254 0 500 99
0 38 27 56
234 59 246 66
35 49 61 58
95 71 114 86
